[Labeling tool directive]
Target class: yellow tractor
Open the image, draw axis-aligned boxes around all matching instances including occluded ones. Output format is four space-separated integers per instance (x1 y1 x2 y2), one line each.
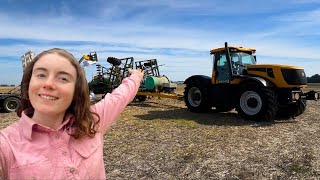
184 42 319 121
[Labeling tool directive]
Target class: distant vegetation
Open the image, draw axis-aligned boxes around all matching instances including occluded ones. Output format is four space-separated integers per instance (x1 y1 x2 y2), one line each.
307 74 320 83
0 84 16 87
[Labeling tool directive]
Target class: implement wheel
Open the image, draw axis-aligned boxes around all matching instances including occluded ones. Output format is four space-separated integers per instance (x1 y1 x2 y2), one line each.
136 95 147 102
2 97 21 113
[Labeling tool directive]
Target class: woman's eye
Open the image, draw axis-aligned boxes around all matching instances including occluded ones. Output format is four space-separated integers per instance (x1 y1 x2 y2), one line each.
59 77 69 82
36 74 46 78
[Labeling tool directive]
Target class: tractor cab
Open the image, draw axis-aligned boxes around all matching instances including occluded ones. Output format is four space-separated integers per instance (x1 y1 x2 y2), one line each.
210 46 256 84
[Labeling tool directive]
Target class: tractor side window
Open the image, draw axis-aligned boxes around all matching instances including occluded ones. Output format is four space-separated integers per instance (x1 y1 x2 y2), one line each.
217 55 227 67
216 54 230 83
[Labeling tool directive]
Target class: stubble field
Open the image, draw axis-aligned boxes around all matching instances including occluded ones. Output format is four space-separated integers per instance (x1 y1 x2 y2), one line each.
1 84 320 179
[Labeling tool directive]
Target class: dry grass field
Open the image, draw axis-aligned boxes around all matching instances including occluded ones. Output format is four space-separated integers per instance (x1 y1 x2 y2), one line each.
1 84 320 179
0 86 20 94
0 86 14 93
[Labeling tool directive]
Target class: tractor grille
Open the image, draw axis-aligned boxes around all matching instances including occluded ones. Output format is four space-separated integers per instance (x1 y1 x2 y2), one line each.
281 69 307 85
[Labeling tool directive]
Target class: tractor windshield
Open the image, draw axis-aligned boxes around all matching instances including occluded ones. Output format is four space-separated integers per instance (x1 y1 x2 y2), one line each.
211 51 256 75
230 52 256 75
230 52 256 66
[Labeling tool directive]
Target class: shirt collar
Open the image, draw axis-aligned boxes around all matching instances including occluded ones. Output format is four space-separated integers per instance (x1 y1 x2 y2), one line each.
19 109 75 140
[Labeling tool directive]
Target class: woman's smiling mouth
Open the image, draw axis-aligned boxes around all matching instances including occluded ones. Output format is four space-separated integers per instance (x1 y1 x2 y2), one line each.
39 94 58 100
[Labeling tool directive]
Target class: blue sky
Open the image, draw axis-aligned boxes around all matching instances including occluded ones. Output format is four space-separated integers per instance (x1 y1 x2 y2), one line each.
0 0 320 85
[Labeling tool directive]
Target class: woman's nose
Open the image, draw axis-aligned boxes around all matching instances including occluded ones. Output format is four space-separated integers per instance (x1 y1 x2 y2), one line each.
43 77 56 89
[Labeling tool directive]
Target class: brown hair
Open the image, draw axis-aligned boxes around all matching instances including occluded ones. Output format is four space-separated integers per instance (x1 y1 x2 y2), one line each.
17 48 100 139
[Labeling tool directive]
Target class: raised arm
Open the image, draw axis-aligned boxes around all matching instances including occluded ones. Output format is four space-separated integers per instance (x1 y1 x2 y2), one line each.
91 69 144 135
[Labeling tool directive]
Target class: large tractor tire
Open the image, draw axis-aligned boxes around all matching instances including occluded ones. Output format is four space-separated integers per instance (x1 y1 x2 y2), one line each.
236 85 278 121
2 97 21 113
276 100 306 118
184 82 210 112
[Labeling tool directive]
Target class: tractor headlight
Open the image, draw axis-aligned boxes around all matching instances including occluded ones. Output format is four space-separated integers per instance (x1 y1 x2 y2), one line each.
292 92 300 101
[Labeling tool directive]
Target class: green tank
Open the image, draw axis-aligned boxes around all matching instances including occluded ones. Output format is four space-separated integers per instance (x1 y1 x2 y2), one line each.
145 76 170 91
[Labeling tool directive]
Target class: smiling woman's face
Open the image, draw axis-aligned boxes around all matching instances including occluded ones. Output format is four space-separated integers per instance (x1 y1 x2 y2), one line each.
28 53 77 117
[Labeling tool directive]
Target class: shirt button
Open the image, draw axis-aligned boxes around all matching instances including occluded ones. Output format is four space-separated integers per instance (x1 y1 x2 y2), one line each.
70 167 76 174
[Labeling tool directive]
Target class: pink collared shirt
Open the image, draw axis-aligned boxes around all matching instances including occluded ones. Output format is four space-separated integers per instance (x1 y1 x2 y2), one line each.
0 72 143 179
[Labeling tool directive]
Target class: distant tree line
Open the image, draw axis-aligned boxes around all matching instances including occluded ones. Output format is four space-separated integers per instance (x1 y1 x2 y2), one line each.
0 84 16 87
307 74 320 83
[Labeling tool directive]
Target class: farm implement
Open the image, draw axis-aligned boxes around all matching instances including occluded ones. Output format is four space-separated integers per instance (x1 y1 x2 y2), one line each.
88 56 181 101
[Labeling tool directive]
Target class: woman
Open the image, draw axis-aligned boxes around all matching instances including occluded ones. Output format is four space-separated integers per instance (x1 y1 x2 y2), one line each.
0 48 143 179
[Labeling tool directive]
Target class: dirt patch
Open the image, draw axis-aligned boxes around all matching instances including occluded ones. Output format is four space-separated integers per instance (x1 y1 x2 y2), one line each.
1 85 320 179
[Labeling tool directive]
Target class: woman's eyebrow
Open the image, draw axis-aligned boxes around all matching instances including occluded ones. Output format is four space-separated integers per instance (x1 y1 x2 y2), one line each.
33 67 47 72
